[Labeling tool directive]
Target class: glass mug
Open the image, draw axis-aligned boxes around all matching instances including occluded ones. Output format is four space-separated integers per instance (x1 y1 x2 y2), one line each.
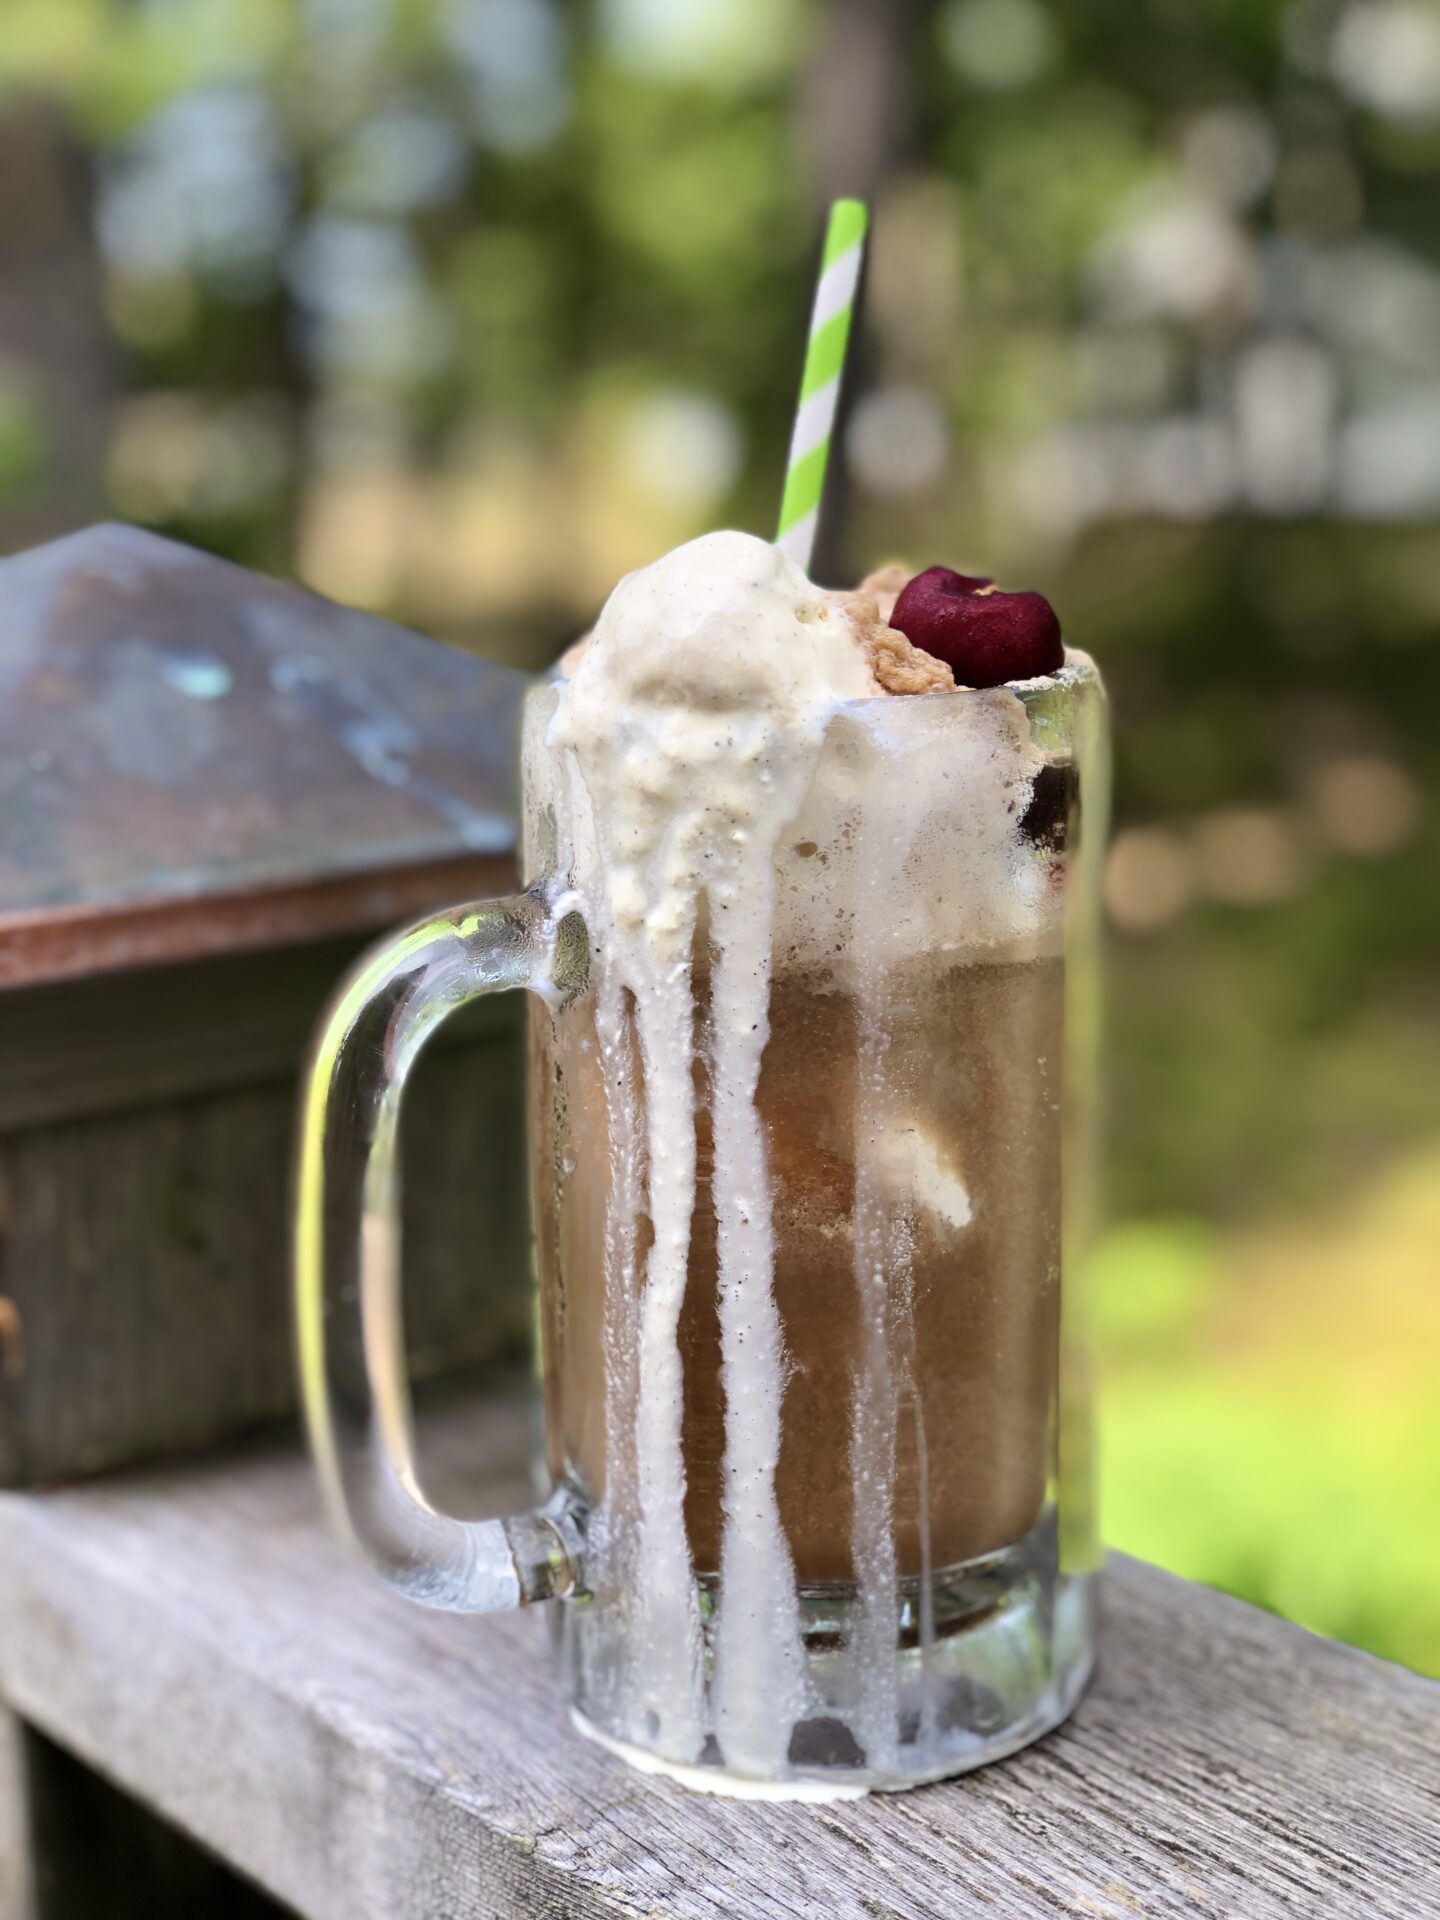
295 659 1109 1796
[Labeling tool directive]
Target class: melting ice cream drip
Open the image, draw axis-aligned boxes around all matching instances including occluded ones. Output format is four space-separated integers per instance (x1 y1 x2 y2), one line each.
708 839 806 1774
556 762 709 1759
592 967 649 1722
627 925 708 1758
551 531 874 1775
848 717 911 1773
849 1049 904 1771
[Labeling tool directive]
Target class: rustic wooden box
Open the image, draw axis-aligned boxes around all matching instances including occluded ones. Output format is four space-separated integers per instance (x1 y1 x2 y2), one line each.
0 525 530 1487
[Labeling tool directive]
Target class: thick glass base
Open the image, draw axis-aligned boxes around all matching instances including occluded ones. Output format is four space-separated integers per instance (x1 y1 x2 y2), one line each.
557 1515 1099 1798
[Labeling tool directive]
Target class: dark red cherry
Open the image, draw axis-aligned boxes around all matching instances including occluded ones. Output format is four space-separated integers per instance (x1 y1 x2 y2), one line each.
890 566 1063 688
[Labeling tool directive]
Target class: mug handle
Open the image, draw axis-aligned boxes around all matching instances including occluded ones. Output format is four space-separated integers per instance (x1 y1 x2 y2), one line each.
294 886 587 1612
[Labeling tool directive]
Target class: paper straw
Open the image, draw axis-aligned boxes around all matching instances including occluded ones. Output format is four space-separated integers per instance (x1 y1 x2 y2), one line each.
776 197 869 575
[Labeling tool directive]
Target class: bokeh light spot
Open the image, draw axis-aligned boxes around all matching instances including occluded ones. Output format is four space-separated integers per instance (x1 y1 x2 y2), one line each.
1332 2 1440 119
621 390 743 513
1190 807 1311 906
1105 826 1196 933
1310 755 1422 857
846 388 950 496
941 0 1059 91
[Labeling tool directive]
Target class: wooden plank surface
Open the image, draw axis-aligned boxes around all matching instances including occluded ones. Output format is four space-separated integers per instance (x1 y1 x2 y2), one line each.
0 1027 528 1488
0 932 518 1134
0 1387 1435 1920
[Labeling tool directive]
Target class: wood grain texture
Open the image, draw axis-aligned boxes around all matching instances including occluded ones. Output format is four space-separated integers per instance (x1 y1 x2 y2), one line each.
0 1020 527 1486
0 1390 1435 1920
0 934 525 1134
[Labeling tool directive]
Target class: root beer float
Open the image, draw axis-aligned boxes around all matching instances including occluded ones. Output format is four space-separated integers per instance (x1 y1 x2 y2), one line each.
526 533 1102 1787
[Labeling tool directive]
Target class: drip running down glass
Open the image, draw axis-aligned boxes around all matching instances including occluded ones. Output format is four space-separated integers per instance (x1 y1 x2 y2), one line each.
295 554 1109 1797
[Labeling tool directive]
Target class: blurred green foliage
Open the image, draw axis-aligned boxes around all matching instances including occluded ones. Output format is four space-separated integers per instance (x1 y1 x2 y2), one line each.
0 372 48 497
1092 1143 1440 1674
0 0 1435 1671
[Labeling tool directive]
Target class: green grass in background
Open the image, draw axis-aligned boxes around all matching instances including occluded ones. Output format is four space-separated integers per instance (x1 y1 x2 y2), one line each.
1096 1149 1440 1677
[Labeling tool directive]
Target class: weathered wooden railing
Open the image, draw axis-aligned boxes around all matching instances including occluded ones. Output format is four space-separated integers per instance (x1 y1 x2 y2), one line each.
1 1385 1437 1920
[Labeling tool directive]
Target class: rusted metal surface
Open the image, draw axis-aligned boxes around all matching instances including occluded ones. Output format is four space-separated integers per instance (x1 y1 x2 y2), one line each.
0 524 526 988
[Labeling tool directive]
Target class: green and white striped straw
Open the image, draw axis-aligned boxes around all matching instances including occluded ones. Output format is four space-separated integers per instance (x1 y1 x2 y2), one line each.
776 197 869 576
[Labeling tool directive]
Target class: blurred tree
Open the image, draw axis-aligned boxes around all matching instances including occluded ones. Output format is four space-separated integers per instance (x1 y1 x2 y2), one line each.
0 97 114 542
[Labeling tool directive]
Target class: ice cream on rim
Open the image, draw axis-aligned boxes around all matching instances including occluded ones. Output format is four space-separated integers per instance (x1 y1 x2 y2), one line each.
538 528 1076 1783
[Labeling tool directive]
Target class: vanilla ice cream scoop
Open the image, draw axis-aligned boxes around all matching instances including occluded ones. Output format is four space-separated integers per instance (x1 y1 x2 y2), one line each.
552 532 884 964
561 530 878 717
